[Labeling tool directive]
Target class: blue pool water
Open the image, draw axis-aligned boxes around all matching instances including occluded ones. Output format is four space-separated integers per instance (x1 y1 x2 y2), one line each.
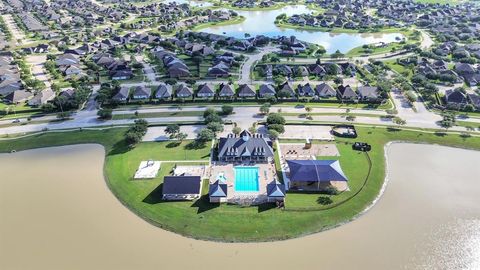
234 166 260 192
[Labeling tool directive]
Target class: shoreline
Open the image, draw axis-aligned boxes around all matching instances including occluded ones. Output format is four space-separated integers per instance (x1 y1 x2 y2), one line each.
3 128 480 243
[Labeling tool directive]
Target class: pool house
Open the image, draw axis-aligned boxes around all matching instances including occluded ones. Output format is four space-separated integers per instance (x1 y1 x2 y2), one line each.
209 130 284 205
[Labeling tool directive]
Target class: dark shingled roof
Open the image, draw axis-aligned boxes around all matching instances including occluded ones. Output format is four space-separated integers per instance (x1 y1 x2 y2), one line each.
287 160 348 182
209 180 228 197
218 132 274 159
163 176 201 195
267 182 286 197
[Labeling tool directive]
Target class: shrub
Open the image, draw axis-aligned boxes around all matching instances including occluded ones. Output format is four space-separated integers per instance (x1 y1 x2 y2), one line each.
317 196 333 205
97 108 113 120
196 128 215 142
268 124 285 134
221 105 234 115
266 113 285 125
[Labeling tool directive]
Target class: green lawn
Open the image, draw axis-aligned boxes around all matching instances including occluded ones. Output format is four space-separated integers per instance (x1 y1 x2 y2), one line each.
112 111 204 120
2 126 480 241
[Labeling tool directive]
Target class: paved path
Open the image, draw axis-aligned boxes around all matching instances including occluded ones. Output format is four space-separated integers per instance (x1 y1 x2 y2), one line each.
1 14 31 46
26 55 52 91
239 46 279 84
135 55 157 83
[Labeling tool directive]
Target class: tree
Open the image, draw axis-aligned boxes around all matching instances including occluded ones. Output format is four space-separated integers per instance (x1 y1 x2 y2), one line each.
196 128 215 142
125 131 142 145
175 132 188 142
268 129 280 140
268 124 285 134
305 107 312 114
221 105 234 115
266 113 286 125
97 108 112 119
232 126 242 135
206 122 224 134
393 117 406 126
259 103 271 114
205 113 223 124
346 115 356 121
165 124 180 139
204 107 217 118
440 112 456 129
56 111 70 120
125 119 149 147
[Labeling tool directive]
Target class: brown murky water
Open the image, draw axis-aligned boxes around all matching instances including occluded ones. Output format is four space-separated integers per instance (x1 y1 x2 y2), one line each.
1 143 479 270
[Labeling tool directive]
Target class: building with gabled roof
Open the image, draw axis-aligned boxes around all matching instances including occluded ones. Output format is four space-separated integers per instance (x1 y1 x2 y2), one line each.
208 180 228 203
162 176 202 201
217 130 274 163
287 160 349 191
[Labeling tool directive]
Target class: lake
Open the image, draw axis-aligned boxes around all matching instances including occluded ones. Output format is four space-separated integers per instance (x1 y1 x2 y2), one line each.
0 143 479 269
199 5 404 53
165 0 212 7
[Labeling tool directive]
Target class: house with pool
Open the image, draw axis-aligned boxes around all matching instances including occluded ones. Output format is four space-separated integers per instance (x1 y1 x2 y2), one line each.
208 130 285 205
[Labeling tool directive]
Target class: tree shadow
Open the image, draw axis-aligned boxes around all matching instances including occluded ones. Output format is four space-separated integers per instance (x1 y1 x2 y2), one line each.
166 141 181 148
108 139 131 155
434 131 447 137
185 141 206 150
142 184 164 204
386 127 401 132
257 203 276 213
191 195 219 214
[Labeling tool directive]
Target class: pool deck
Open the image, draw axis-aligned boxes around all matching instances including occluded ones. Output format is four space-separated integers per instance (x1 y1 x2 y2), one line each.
209 162 277 202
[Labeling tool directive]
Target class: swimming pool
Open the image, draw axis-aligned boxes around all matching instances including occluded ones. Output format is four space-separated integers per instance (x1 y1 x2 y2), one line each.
234 166 260 192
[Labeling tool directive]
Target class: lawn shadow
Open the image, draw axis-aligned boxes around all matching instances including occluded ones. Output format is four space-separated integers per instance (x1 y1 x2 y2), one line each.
143 183 164 204
166 141 181 148
108 139 131 155
386 127 401 132
185 141 206 150
191 195 219 214
257 203 276 213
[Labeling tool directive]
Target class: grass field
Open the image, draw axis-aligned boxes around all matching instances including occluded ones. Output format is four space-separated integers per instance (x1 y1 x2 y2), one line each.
112 110 204 120
1 126 480 241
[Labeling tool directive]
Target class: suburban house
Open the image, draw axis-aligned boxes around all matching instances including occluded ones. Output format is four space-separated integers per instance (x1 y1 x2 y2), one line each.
445 89 468 109
259 84 276 97
468 94 480 110
217 130 274 163
132 86 151 100
4 90 33 104
357 86 380 101
162 176 202 201
218 83 235 98
112 87 130 102
316 83 336 98
197 83 215 98
237 84 256 98
176 84 193 98
337 85 358 101
278 81 295 98
286 160 349 191
297 83 315 97
155 83 172 99
28 88 55 106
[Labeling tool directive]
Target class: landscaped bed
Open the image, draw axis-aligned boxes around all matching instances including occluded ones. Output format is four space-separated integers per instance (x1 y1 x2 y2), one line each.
1 126 480 242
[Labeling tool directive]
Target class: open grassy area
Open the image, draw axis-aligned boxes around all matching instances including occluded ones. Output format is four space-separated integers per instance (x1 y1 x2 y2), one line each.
1 125 480 242
276 21 404 34
192 16 246 31
112 110 204 120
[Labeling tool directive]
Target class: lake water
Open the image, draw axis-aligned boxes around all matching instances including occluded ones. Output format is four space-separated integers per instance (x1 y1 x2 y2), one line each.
165 0 212 7
1 143 479 269
199 5 404 53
